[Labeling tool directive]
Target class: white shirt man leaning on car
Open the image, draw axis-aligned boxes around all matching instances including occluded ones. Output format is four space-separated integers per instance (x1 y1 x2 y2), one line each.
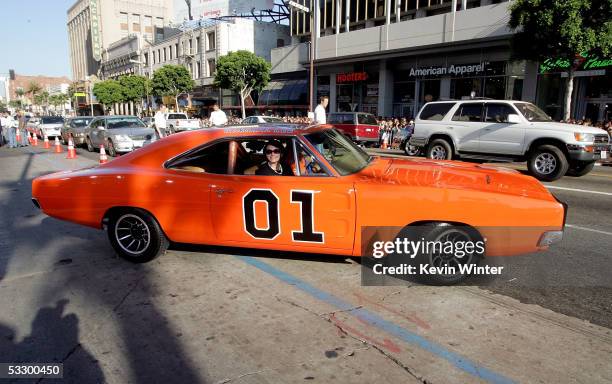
314 96 329 124
209 103 228 127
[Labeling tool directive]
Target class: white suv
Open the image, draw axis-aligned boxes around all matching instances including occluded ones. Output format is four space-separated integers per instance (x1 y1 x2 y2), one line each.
409 100 610 181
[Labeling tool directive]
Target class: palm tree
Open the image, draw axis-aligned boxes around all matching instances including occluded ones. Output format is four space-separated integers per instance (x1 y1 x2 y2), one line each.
26 82 42 112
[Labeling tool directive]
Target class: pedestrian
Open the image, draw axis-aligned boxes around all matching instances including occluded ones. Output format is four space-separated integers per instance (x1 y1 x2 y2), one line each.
154 104 167 137
314 96 329 124
7 114 18 148
18 113 29 147
209 103 228 127
0 112 5 147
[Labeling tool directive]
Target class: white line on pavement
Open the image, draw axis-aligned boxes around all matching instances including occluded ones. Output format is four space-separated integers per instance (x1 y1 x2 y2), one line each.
546 186 612 196
566 224 612 236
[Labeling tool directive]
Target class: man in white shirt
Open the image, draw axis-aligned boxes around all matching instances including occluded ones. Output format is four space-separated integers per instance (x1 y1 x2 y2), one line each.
153 104 167 137
209 103 228 126
314 96 329 124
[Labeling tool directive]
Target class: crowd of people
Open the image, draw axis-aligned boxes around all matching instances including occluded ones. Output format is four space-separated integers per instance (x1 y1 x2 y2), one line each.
0 112 31 148
561 118 612 135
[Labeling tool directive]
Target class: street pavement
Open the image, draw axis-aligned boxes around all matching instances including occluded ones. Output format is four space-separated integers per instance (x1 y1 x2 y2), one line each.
0 142 611 384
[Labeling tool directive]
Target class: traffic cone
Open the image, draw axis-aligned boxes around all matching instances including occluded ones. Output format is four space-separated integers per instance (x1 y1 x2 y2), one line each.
16 129 21 143
28 132 33 145
32 133 38 147
43 135 50 149
382 135 389 150
66 138 77 159
99 144 108 164
54 137 63 153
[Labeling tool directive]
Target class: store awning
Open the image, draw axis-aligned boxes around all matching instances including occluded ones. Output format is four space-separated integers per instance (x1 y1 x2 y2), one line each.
258 79 308 106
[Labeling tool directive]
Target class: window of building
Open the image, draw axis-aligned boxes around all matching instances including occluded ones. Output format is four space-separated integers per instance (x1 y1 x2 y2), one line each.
189 39 193 54
196 37 200 53
169 45 173 60
277 39 285 48
144 15 153 38
120 12 128 37
152 51 156 64
155 17 163 27
143 52 149 65
175 43 179 57
158 49 161 63
131 13 141 33
195 61 200 78
208 59 216 76
163 47 167 61
207 32 216 50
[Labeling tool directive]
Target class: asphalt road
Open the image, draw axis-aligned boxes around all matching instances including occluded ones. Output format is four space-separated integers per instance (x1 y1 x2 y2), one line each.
0 143 611 383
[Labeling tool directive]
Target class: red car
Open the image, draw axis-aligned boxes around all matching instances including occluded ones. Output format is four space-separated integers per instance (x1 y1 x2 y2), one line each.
328 112 380 145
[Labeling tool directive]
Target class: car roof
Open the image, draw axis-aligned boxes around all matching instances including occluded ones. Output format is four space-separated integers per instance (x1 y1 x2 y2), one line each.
425 100 524 104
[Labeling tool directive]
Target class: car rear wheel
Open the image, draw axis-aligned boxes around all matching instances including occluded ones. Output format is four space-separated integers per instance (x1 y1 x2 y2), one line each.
107 209 168 263
426 139 453 160
86 137 94 152
107 140 117 157
527 145 569 182
566 161 595 177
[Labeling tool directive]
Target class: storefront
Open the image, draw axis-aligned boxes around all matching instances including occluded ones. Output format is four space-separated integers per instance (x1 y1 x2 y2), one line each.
536 54 612 121
257 77 309 116
316 47 530 118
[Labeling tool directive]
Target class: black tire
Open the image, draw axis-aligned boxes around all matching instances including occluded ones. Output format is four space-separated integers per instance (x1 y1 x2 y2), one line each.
527 144 569 182
397 223 484 285
169 125 176 135
566 161 595 177
86 137 94 152
107 140 117 157
107 208 169 263
405 144 421 157
426 139 453 160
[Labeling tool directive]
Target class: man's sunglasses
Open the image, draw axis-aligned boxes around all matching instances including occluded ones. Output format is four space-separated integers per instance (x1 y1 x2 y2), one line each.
265 149 281 155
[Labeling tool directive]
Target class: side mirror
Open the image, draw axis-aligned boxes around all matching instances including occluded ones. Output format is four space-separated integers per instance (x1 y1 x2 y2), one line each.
507 114 521 124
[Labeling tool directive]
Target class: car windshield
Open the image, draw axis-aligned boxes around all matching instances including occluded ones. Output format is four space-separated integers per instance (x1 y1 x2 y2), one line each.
72 118 93 127
41 116 64 124
262 117 283 123
304 129 371 176
513 102 552 122
107 117 146 129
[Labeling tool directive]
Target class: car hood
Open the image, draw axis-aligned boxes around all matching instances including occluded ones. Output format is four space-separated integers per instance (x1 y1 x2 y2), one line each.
530 122 607 135
355 157 554 200
107 127 155 136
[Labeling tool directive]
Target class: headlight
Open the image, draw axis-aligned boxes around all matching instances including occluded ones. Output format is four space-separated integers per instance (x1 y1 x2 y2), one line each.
114 135 132 141
574 132 595 142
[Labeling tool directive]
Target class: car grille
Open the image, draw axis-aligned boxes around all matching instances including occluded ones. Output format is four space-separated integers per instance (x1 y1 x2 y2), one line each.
594 134 609 144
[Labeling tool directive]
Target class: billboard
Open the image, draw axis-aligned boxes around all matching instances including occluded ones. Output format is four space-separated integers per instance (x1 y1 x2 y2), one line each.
174 0 275 20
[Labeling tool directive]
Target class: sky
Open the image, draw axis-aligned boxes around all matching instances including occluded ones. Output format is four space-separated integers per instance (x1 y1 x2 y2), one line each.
0 0 75 79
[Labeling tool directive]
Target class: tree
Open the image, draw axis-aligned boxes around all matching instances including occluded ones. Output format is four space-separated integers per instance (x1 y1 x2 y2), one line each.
508 0 612 120
9 100 22 109
0 100 7 113
119 75 149 114
151 65 194 111
214 50 271 119
93 80 125 112
26 82 42 99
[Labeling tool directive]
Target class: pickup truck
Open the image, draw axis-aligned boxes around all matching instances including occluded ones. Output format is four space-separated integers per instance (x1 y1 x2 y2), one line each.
165 113 201 133
409 100 610 181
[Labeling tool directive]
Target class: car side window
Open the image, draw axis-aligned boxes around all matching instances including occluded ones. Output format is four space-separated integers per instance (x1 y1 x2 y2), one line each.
295 141 329 177
452 103 484 122
343 114 355 124
328 114 339 124
419 103 455 121
168 141 230 174
485 104 515 123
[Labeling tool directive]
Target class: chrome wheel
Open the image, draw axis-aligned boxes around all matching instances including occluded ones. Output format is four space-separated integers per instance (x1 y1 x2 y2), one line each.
429 228 474 273
534 153 557 175
406 145 420 156
430 145 447 160
114 214 151 255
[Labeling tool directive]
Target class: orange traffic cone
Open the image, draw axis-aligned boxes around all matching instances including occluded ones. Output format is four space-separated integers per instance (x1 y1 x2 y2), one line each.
16 129 21 143
381 134 389 150
28 132 33 145
99 144 108 164
66 138 77 159
43 135 50 149
54 137 63 153
32 133 38 147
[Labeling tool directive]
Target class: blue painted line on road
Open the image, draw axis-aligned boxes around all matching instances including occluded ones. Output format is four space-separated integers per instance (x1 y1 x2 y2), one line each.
240 256 515 384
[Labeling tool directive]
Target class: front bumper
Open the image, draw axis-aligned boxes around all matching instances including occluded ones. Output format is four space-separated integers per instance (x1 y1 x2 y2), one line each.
114 139 155 153
566 143 611 162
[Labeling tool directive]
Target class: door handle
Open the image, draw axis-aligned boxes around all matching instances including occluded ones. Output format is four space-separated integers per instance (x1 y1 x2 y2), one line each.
446 126 454 130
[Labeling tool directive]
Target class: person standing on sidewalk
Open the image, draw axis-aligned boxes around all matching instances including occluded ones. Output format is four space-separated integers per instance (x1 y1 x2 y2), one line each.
18 112 29 147
209 103 228 127
314 96 328 124
153 104 167 137
7 113 18 148
0 112 5 147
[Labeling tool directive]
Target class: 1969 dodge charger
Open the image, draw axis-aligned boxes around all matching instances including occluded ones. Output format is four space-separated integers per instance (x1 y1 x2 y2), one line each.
32 124 566 284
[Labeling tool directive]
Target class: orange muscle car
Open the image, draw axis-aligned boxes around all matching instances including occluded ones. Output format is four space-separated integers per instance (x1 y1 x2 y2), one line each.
32 124 566 284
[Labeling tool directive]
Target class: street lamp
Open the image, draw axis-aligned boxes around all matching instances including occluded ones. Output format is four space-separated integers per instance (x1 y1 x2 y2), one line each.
85 75 95 116
288 0 316 114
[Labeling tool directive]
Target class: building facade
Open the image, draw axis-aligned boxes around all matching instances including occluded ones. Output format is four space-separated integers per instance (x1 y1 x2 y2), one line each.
67 0 174 82
272 0 611 121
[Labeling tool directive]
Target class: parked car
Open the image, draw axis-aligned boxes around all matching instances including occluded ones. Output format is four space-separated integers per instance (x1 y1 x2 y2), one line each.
61 116 95 146
409 100 611 181
327 112 380 146
165 113 200 133
242 116 283 124
35 116 65 139
26 117 40 135
141 117 154 128
84 115 157 157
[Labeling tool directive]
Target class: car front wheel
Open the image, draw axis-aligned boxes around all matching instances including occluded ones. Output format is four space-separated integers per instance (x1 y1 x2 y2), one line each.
426 139 453 160
107 140 117 157
107 209 169 263
405 144 421 156
527 145 569 181
86 137 94 152
566 161 595 177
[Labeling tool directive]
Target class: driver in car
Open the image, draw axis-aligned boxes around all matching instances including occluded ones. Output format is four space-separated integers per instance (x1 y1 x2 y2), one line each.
256 140 294 176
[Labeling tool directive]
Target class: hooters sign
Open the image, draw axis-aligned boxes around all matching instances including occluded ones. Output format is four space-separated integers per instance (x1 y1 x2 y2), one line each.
336 72 369 83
